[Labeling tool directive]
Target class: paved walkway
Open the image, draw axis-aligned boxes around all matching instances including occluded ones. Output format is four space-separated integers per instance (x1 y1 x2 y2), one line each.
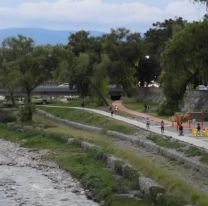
40 105 208 151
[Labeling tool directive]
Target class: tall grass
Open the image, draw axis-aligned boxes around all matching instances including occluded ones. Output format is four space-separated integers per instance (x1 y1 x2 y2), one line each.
34 115 208 206
38 106 137 134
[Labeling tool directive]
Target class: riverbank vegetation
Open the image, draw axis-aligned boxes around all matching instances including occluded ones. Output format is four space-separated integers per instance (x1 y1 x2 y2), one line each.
0 109 208 206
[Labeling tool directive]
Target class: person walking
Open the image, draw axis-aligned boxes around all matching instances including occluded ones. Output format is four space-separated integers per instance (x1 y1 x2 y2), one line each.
179 123 183 136
161 120 165 134
146 118 150 130
144 103 147 113
196 123 201 136
109 105 114 116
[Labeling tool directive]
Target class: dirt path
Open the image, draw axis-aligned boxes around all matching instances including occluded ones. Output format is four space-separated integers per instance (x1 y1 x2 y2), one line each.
0 139 98 206
112 100 172 125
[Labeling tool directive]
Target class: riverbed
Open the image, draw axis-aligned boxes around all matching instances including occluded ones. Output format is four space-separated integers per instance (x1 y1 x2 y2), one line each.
0 139 99 206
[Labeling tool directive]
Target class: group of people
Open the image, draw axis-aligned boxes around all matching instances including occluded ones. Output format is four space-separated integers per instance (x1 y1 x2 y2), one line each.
144 103 150 113
109 104 118 116
146 118 165 134
108 103 203 137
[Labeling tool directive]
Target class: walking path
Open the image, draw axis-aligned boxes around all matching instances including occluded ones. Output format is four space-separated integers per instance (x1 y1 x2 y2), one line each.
40 105 208 151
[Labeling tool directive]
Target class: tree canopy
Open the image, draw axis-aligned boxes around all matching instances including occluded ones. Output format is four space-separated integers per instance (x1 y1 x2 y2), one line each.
161 20 208 113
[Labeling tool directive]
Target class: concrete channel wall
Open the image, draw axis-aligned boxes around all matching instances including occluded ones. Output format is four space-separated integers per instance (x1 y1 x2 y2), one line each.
37 109 163 196
67 138 162 196
37 109 208 177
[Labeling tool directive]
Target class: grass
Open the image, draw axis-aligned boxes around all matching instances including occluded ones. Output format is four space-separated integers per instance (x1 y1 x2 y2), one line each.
185 146 208 165
185 146 204 157
103 195 151 206
32 115 208 206
147 134 185 149
53 152 138 202
122 98 172 120
0 123 143 205
2 111 208 206
38 106 137 134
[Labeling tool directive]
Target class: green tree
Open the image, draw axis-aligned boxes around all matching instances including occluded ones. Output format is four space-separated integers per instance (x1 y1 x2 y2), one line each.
102 28 142 95
90 54 110 105
0 46 20 106
144 18 186 82
161 20 208 113
67 31 111 104
2 35 58 121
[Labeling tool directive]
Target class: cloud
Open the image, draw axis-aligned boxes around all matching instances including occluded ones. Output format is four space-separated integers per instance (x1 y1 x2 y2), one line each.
0 0 206 31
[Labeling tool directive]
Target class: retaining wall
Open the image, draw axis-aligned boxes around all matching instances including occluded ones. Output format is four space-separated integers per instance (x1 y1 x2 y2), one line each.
37 109 208 177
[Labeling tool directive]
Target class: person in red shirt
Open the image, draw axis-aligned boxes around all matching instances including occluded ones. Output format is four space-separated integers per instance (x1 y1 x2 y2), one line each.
161 120 164 134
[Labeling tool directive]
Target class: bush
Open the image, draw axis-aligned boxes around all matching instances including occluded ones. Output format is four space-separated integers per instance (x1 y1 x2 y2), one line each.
149 186 166 203
185 146 203 157
156 193 183 206
0 110 16 123
122 165 139 181
114 160 123 176
158 103 175 116
18 105 35 122
90 148 108 162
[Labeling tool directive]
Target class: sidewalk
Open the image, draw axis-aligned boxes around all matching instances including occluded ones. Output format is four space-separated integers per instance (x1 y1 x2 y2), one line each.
40 105 208 151
74 107 208 151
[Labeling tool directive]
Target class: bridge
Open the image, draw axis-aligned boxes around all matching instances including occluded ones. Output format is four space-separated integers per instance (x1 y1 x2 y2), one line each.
0 85 123 99
0 86 77 97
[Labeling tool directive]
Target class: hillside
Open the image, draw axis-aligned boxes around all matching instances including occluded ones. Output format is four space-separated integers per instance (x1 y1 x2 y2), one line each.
0 28 103 45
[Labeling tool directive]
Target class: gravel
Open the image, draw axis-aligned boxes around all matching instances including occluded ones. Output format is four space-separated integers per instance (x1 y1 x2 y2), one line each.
0 139 99 206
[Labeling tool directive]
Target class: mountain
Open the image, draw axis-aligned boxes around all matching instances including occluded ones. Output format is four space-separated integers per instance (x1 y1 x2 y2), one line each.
0 28 104 45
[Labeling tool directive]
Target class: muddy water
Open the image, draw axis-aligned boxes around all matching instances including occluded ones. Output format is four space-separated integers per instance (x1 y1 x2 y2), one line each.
0 139 99 206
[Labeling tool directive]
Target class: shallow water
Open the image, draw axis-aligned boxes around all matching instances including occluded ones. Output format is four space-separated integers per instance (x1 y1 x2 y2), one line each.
0 139 99 206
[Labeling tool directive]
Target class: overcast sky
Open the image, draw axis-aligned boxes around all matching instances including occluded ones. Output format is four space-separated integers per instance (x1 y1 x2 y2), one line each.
0 0 206 32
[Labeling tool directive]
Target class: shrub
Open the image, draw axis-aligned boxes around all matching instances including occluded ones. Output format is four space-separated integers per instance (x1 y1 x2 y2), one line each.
114 160 124 176
0 110 16 123
71 138 82 147
185 146 203 157
156 193 183 206
122 165 139 181
158 103 175 116
18 105 35 122
90 148 108 162
149 186 166 203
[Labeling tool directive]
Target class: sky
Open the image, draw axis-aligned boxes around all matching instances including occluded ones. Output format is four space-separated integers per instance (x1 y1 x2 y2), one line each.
0 0 207 32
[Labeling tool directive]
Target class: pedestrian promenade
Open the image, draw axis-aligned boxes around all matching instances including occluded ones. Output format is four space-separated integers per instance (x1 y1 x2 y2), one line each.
74 107 208 151
41 105 208 150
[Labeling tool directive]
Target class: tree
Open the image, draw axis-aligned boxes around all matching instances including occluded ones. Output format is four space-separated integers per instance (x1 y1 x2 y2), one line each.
144 18 186 81
90 54 110 105
0 47 20 106
2 35 58 121
161 20 208 113
135 56 159 86
70 52 91 97
67 31 111 104
193 0 208 5
102 28 142 95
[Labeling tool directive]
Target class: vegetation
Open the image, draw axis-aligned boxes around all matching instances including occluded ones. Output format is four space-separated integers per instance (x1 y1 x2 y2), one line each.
161 20 208 113
0 35 58 120
32 114 208 206
1 117 208 206
103 196 151 206
38 106 138 134
0 11 207 116
147 134 185 149
0 123 141 204
185 146 208 165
